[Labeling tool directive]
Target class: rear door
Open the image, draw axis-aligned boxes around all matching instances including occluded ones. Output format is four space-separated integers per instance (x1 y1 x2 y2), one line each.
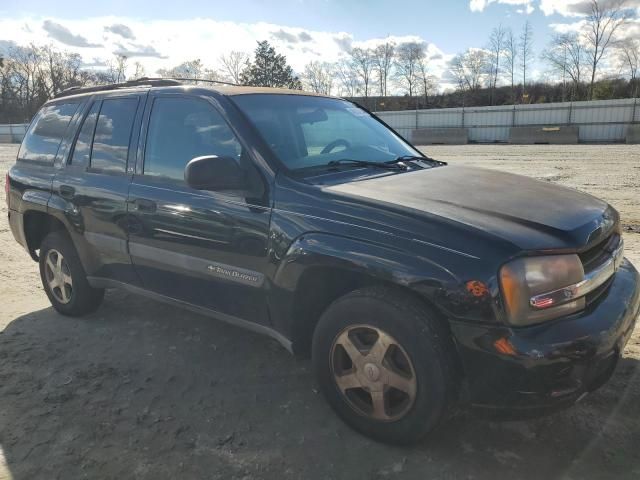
11 100 83 216
126 93 272 325
52 92 146 284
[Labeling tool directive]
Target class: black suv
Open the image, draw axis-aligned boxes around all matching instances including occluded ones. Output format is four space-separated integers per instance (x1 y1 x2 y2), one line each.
6 79 640 444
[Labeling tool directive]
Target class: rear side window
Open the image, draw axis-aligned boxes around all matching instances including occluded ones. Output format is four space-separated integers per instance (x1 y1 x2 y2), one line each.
18 102 80 164
70 102 100 167
90 97 138 173
144 97 241 181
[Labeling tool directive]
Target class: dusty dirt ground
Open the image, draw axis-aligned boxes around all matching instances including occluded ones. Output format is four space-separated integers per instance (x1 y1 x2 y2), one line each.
0 143 639 479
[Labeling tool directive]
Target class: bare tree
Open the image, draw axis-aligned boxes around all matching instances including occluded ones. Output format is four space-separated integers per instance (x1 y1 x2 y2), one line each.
336 59 360 97
2 45 47 117
0 43 92 121
504 28 518 102
202 67 223 82
520 20 534 99
219 51 249 84
132 61 146 80
416 55 435 105
37 45 84 97
115 55 128 83
617 38 639 97
585 0 629 100
542 33 587 100
102 54 129 83
303 61 334 94
618 38 639 80
157 59 203 83
372 41 395 97
487 25 506 105
450 49 489 92
395 42 425 98
350 47 375 97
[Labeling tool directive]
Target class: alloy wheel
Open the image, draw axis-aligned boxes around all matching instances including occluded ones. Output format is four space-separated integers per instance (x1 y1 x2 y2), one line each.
44 249 73 304
330 325 417 422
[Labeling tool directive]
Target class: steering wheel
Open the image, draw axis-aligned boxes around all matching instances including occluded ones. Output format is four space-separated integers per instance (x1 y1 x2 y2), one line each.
321 139 351 155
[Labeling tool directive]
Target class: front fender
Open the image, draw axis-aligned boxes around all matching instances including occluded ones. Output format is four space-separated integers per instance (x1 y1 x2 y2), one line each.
274 232 460 293
269 232 468 348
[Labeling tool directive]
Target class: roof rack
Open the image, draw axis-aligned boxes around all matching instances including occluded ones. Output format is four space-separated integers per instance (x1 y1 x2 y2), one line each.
54 77 241 99
151 77 240 87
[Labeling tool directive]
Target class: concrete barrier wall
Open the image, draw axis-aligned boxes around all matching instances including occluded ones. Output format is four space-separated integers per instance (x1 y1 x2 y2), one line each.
378 98 639 144
509 126 579 144
627 124 640 144
410 128 468 145
0 124 28 144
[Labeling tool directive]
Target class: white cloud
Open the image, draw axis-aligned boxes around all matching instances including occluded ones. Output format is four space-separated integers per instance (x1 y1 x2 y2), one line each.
548 21 586 34
0 16 352 75
540 0 640 17
470 0 488 11
550 6 640 41
469 0 534 13
517 4 535 14
540 0 590 16
0 15 458 94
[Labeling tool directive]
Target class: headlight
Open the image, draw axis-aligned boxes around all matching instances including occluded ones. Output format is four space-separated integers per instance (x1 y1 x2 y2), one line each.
499 254 585 326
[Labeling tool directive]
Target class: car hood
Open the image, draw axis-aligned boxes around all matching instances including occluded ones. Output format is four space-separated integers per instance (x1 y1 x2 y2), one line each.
325 165 615 251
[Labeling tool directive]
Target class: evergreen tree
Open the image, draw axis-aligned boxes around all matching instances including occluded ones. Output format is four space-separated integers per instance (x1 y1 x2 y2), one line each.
240 41 302 89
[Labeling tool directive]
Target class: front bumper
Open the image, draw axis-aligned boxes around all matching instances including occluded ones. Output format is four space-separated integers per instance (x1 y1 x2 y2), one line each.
451 258 640 415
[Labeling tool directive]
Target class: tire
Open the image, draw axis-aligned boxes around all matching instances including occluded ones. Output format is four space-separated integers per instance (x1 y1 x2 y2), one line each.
39 230 105 316
312 286 457 445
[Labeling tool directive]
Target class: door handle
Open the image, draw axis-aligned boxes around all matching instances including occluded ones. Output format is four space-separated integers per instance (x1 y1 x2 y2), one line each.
59 185 75 199
133 198 157 213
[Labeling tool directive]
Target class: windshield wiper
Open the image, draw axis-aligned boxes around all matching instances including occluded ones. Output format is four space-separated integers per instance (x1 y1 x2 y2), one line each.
327 159 407 171
392 155 447 166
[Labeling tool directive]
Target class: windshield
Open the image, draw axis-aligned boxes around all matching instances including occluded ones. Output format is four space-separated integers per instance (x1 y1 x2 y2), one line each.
231 94 419 171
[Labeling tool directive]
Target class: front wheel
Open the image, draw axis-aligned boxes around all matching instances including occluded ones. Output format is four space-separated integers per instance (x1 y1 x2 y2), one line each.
39 230 105 316
312 287 457 445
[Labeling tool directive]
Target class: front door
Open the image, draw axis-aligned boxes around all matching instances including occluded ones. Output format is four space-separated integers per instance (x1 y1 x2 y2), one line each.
126 94 272 324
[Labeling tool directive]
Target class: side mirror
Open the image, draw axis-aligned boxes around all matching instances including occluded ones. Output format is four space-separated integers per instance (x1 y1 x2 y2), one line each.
184 155 246 191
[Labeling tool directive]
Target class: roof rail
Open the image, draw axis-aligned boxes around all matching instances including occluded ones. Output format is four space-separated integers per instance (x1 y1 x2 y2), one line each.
54 76 241 99
148 77 240 87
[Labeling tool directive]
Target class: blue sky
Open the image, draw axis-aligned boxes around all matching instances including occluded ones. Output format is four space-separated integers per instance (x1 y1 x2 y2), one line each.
2 0 639 92
2 0 564 51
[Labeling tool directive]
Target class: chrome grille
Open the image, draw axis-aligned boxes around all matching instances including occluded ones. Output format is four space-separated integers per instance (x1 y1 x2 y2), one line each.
579 234 621 273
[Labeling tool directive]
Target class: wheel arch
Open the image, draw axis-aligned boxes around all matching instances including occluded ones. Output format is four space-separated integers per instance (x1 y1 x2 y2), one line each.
21 192 88 265
271 233 462 360
22 209 68 261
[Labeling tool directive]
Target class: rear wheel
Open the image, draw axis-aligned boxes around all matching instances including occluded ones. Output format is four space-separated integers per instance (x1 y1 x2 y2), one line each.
39 231 104 316
312 287 456 445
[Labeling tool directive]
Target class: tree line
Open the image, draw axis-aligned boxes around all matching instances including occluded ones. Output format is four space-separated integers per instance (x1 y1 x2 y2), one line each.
0 40 303 122
448 0 637 106
1 0 638 123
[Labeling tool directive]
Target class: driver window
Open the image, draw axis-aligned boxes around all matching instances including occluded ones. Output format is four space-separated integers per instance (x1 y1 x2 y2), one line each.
144 97 242 181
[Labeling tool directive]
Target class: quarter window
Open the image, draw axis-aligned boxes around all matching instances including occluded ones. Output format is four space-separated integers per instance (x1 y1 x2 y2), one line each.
90 98 138 173
18 102 80 164
144 97 242 181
